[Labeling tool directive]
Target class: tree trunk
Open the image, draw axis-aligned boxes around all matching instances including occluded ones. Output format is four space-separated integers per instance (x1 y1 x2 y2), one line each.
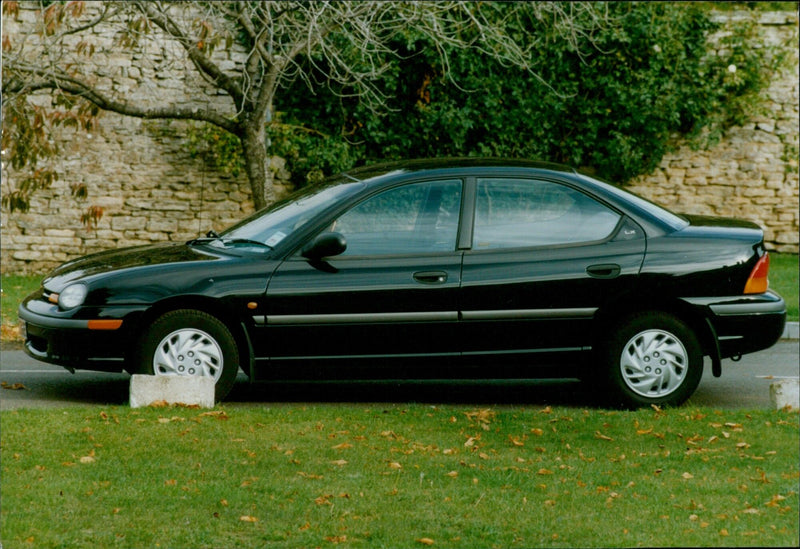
240 123 273 211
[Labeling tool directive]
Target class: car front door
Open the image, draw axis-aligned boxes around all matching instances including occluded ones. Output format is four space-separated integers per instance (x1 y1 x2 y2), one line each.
256 178 464 380
459 176 646 374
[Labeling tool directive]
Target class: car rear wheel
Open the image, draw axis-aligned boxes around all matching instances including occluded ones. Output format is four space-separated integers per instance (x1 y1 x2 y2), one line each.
138 310 239 402
601 312 703 408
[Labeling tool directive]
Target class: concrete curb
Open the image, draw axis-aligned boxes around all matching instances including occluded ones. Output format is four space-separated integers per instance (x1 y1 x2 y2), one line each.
770 377 799 411
783 321 799 340
129 374 215 409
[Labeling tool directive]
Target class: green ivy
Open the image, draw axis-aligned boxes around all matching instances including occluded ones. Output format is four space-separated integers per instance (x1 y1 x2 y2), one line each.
276 4 788 187
185 122 245 178
193 4 790 190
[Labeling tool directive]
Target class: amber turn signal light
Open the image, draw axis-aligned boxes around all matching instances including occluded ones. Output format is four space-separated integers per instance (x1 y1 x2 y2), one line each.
744 253 769 294
87 319 123 330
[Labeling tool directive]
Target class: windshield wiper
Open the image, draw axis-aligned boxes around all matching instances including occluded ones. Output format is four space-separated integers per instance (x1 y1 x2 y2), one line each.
222 238 273 249
187 229 223 246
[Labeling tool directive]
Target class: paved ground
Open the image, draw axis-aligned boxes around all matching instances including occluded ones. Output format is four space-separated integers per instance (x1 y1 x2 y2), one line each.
1 341 797 410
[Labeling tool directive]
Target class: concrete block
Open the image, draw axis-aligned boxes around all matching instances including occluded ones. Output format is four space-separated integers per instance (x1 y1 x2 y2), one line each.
769 377 799 411
130 374 215 409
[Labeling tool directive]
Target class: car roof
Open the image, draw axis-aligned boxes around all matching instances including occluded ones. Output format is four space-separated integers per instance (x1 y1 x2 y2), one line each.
341 157 576 184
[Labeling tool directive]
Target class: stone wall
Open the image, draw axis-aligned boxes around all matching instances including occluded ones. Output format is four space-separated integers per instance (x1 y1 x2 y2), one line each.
0 111 292 273
1 8 798 274
1 2 293 273
626 11 799 253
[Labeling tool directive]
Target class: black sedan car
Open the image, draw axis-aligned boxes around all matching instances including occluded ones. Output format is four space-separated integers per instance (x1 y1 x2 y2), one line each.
19 159 786 407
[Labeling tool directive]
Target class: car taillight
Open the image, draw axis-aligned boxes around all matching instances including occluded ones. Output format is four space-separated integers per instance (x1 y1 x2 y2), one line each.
744 253 770 294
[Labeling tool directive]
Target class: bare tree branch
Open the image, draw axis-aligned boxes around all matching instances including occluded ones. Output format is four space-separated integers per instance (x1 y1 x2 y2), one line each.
3 0 616 211
132 1 244 108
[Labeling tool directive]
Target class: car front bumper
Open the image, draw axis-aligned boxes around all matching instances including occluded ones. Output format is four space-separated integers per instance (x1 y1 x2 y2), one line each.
684 291 787 358
18 294 145 373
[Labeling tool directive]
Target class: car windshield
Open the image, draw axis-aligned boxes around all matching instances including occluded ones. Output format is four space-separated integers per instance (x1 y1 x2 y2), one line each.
216 178 364 248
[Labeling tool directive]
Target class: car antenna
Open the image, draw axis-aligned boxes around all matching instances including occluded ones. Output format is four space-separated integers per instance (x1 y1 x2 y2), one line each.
197 102 210 237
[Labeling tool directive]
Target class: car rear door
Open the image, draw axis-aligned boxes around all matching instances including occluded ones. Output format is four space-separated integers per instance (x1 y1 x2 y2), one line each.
459 176 646 373
256 178 464 380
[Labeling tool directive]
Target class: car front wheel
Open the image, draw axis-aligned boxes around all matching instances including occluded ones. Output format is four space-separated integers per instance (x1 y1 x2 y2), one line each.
138 309 239 402
601 312 703 408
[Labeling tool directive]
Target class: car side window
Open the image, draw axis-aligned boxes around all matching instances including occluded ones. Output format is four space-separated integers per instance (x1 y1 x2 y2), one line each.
334 179 462 256
473 178 621 249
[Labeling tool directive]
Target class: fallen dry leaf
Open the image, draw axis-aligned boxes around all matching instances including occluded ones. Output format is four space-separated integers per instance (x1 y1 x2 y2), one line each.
0 324 21 340
416 538 435 546
1 381 27 390
239 515 259 523
765 494 787 507
465 409 496 425
315 495 332 506
594 431 613 441
298 472 324 480
331 442 352 450
199 410 229 420
330 459 348 466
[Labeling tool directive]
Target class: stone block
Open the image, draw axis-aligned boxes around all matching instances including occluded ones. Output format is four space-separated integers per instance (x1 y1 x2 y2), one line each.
147 219 179 233
769 378 799 411
776 231 800 244
129 374 215 409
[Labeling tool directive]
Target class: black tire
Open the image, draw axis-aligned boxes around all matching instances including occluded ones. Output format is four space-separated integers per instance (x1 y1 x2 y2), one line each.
599 312 703 408
137 309 239 402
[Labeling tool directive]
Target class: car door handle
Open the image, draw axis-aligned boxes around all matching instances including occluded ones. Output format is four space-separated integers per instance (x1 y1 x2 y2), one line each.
413 271 448 284
586 264 621 279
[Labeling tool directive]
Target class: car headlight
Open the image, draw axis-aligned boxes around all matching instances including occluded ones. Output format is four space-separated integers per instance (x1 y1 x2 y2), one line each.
58 284 88 309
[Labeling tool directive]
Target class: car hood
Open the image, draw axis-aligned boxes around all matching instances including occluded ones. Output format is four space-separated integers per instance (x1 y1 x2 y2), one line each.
43 242 223 292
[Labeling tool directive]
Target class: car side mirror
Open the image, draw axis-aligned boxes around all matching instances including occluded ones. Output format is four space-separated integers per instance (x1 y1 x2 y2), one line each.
301 232 347 260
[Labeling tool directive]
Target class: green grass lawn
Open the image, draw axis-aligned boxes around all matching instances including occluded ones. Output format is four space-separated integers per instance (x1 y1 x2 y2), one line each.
1 405 798 548
770 253 799 321
1 274 40 342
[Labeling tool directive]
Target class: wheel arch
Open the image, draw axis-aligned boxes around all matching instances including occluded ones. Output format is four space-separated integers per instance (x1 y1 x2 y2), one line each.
124 295 253 376
593 294 717 359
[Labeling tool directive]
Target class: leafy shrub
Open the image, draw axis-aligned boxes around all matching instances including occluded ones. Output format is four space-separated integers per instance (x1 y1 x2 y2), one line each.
273 3 785 187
